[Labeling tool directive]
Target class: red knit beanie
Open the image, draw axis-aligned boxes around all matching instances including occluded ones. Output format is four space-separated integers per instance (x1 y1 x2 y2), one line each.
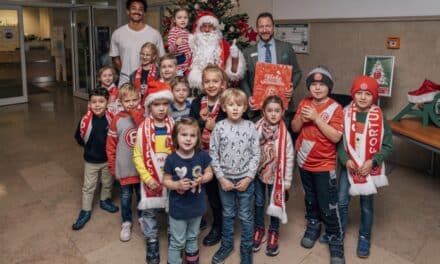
351 75 379 103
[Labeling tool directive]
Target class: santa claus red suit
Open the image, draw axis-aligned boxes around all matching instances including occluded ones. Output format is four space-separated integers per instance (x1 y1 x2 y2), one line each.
188 11 246 89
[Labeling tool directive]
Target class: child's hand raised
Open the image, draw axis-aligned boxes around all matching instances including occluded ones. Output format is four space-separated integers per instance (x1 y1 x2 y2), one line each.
301 105 318 122
234 177 252 192
219 177 235 192
200 108 209 120
205 118 215 131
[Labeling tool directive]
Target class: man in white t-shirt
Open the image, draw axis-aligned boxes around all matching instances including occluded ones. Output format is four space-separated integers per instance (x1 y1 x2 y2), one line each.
110 0 165 86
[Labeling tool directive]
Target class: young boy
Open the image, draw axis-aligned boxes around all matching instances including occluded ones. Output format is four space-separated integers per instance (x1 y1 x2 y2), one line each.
106 83 145 242
337 75 393 258
189 64 227 247
209 88 261 264
133 81 175 264
170 76 191 121
73 87 119 230
291 66 345 264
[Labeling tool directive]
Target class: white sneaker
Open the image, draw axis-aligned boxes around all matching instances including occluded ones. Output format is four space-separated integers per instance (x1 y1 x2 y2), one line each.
120 221 132 242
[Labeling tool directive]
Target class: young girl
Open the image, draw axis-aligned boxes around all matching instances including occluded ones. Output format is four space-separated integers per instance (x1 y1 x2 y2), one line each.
98 66 120 114
163 117 213 264
129 42 159 106
254 95 294 257
159 54 178 84
170 76 191 121
167 7 191 76
189 64 227 247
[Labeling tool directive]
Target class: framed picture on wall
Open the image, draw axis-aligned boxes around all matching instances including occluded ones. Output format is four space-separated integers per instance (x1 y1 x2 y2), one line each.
363 55 395 97
274 23 310 53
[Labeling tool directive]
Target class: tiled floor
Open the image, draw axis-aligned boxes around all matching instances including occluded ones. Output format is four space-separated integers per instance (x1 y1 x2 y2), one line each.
0 87 439 263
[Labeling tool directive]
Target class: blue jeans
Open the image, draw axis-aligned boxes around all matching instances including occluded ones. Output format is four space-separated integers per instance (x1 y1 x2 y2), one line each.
120 183 141 223
140 209 159 239
338 168 374 240
218 177 254 250
254 177 280 230
299 168 343 240
168 216 201 264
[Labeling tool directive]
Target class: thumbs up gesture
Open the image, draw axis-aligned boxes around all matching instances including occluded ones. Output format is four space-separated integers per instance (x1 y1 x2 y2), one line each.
230 39 239 58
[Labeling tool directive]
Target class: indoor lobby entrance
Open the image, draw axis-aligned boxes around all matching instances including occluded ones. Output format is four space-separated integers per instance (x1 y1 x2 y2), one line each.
0 2 118 106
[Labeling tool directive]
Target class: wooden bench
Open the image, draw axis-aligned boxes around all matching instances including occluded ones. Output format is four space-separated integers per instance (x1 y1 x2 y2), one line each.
389 118 439 175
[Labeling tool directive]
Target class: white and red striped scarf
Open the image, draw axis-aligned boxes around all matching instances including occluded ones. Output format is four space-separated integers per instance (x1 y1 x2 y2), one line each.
79 110 113 144
134 65 157 104
137 115 174 210
343 102 388 196
200 96 221 151
256 118 288 224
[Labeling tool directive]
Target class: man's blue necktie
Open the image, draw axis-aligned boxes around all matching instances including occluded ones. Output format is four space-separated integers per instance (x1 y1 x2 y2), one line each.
264 43 272 63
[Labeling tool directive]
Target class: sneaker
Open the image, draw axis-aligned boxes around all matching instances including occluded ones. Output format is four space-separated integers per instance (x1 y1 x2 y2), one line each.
203 227 221 246
408 79 440 103
252 225 265 252
100 199 119 213
119 222 132 242
300 219 321 249
72 210 91 230
185 250 200 264
357 236 370 258
146 239 160 264
211 243 233 264
266 228 280 257
329 240 345 264
240 246 253 264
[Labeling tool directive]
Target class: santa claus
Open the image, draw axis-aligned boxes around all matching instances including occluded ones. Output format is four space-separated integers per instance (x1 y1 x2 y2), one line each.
188 11 246 89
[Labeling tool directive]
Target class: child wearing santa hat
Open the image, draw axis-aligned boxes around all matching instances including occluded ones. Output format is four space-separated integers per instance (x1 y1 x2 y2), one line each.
133 81 175 264
336 75 393 258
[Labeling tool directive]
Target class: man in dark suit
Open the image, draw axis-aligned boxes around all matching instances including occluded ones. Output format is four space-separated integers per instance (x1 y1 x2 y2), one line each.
240 12 302 125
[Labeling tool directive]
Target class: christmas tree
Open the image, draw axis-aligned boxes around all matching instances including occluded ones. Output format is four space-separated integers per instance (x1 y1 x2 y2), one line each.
162 0 257 49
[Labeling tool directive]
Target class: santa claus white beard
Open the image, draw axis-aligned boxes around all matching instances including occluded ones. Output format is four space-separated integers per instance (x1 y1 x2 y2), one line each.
188 31 224 89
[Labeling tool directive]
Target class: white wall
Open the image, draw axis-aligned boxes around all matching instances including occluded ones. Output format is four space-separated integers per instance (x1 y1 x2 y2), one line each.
273 0 440 20
238 0 272 28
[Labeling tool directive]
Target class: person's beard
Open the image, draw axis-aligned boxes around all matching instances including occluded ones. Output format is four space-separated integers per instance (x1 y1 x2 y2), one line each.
191 31 223 67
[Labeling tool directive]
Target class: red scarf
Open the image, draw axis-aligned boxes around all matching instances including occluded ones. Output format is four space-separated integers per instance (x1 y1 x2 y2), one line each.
134 65 157 105
256 118 288 224
106 83 124 115
200 96 221 151
137 115 174 210
344 102 388 196
79 110 113 144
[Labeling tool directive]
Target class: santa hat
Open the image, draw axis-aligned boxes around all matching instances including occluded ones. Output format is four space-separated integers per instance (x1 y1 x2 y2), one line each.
306 66 334 91
351 75 379 103
192 11 220 33
144 81 174 108
407 79 440 104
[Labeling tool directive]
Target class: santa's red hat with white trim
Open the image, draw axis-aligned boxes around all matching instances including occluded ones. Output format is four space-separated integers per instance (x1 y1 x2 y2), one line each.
144 81 174 108
407 79 440 104
192 11 220 33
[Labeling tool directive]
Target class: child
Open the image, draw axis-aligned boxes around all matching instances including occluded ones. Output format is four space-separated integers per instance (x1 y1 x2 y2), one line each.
253 95 294 256
129 42 159 106
159 54 178 84
98 66 120 114
163 117 214 264
72 87 119 230
170 76 191 121
133 81 175 264
167 7 192 76
210 88 261 264
189 64 227 247
291 66 345 264
106 83 145 242
337 75 393 258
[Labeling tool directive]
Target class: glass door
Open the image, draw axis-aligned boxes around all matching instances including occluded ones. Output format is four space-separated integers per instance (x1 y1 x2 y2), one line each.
72 7 93 99
0 6 27 106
